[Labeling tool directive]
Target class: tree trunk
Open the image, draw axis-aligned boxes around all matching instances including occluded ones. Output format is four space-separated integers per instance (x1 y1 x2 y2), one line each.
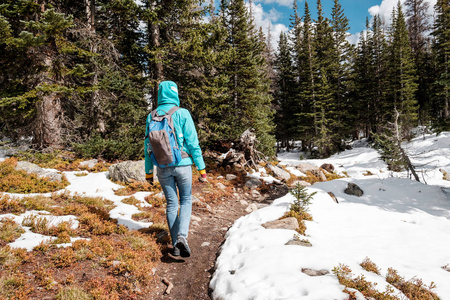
34 55 63 149
85 0 95 32
149 1 162 109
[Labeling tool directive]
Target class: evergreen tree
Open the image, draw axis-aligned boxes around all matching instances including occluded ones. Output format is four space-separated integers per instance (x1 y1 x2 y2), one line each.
404 0 433 124
220 0 276 156
387 2 419 139
313 0 338 156
274 32 296 150
296 1 317 150
330 0 354 144
431 0 450 130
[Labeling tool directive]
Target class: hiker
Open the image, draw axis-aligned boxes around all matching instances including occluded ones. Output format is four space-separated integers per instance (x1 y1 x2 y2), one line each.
145 80 207 258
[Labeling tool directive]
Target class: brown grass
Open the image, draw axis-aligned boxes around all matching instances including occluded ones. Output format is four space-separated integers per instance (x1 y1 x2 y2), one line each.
0 158 69 193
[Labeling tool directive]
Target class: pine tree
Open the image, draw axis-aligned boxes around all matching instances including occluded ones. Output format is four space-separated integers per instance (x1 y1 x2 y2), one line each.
404 0 433 124
387 2 419 139
431 0 450 130
220 0 276 156
313 0 338 156
296 1 317 151
274 32 296 150
330 0 354 144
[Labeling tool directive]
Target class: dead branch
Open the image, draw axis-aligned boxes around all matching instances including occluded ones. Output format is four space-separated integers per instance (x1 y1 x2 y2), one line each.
162 277 174 294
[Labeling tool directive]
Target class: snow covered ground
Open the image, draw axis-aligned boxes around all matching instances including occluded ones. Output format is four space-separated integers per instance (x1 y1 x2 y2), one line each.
2 132 450 299
210 132 450 299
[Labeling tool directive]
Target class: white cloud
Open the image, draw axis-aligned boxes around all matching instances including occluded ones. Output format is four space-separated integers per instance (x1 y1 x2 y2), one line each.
368 0 436 28
247 2 289 51
254 0 294 8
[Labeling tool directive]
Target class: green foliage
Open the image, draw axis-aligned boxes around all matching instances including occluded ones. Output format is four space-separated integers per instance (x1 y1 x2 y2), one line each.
289 183 317 213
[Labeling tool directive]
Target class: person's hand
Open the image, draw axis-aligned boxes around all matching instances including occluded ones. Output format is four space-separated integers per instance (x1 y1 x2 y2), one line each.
198 169 207 183
146 173 154 185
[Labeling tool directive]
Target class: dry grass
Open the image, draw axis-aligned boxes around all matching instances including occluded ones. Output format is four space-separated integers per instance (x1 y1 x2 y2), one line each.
360 257 381 275
334 262 440 300
0 217 25 243
0 158 69 193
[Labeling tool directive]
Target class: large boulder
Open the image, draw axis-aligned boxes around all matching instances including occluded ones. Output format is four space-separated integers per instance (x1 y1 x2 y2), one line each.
108 160 146 183
15 161 62 182
296 163 326 180
268 164 291 181
320 163 335 173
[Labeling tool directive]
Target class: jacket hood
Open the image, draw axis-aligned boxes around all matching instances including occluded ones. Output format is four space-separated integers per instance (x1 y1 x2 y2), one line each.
157 81 180 107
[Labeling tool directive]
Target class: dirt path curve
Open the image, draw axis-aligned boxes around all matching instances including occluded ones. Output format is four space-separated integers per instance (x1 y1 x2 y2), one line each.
146 196 249 300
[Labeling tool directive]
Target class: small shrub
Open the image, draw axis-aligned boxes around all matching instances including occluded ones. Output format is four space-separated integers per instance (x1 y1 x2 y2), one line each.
74 172 88 177
56 285 91 300
0 246 28 270
0 271 33 299
333 264 399 300
121 196 141 206
52 248 76 268
33 267 56 290
144 195 165 208
0 217 25 243
0 158 69 193
289 183 316 213
386 268 439 300
363 170 374 176
360 257 381 275
22 214 51 235
114 180 157 196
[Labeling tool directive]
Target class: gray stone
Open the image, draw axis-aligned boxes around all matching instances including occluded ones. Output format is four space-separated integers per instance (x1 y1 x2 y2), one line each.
108 160 145 183
344 182 364 197
215 182 227 190
262 217 299 230
226 174 238 181
285 239 312 247
267 164 291 181
79 159 98 169
245 204 258 213
245 178 262 189
15 161 62 182
301 268 329 276
251 190 261 198
240 200 249 206
320 163 335 173
296 163 320 174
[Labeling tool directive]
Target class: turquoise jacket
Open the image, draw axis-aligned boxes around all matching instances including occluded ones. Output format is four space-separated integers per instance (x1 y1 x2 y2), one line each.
144 81 206 174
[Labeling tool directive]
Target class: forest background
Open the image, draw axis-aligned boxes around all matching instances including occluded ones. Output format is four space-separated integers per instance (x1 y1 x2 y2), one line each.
0 0 449 161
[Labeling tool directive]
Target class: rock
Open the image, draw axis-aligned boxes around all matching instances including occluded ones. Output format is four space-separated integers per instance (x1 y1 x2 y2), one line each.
201 242 210 247
245 178 262 189
251 190 261 198
108 160 145 183
226 174 238 181
262 217 299 230
318 171 327 181
289 180 311 188
240 200 249 206
191 215 202 222
156 231 169 243
295 163 320 174
320 163 335 173
301 268 329 276
267 164 291 181
15 161 62 182
215 182 227 190
328 192 339 203
245 204 258 213
79 159 98 169
344 182 364 197
285 239 312 247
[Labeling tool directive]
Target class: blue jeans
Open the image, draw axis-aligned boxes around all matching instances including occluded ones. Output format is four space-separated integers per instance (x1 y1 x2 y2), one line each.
157 165 192 246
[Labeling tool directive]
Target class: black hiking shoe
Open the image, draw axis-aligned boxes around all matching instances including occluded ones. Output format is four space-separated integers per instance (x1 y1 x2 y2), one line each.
175 235 191 258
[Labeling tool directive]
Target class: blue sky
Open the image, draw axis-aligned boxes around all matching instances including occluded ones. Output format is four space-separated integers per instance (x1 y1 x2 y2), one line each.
243 0 436 46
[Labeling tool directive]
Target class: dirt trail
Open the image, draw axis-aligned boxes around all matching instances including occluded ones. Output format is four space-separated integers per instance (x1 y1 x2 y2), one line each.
146 196 248 299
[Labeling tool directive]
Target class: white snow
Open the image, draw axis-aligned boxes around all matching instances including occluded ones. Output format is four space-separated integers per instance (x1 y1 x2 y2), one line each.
210 132 450 299
2 132 450 299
